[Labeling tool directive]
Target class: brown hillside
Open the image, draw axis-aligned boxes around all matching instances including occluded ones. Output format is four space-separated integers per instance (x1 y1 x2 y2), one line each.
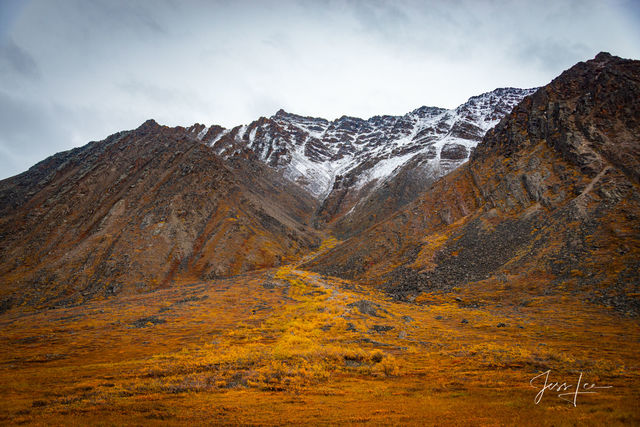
0 120 320 310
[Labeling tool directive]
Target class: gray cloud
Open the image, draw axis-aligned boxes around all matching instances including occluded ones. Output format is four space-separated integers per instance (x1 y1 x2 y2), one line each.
0 38 40 80
1 0 639 179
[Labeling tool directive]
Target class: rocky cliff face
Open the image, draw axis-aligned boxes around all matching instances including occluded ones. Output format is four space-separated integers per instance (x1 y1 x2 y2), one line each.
0 121 320 309
305 53 640 315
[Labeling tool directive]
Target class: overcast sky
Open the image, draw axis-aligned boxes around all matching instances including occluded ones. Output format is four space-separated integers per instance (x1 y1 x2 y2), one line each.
1 0 639 179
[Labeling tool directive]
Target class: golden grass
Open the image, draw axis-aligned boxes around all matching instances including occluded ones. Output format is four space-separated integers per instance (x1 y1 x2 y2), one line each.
0 266 638 425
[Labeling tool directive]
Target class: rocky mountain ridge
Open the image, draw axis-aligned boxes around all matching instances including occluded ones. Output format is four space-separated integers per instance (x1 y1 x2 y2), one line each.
188 87 535 200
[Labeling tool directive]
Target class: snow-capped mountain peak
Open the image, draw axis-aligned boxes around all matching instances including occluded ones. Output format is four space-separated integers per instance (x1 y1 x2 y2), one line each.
192 87 537 198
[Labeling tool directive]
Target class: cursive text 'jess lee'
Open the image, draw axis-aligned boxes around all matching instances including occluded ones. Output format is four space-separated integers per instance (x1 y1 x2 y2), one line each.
530 370 612 406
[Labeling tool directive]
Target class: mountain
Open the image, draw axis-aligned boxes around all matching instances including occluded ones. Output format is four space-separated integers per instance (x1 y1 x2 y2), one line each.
0 86 533 309
305 52 640 315
0 120 320 309
190 87 535 231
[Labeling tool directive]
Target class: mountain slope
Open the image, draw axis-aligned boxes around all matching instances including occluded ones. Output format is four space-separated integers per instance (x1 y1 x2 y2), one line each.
305 52 640 315
0 120 320 309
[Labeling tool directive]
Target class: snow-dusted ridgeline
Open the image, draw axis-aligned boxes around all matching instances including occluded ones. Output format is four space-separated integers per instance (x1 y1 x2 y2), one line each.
188 87 537 199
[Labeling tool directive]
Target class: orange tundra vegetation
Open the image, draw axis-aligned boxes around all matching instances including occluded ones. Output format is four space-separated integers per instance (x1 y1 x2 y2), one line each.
0 264 638 424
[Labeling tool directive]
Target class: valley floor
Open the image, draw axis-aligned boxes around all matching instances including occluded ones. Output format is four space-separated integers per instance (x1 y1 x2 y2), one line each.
0 263 639 425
